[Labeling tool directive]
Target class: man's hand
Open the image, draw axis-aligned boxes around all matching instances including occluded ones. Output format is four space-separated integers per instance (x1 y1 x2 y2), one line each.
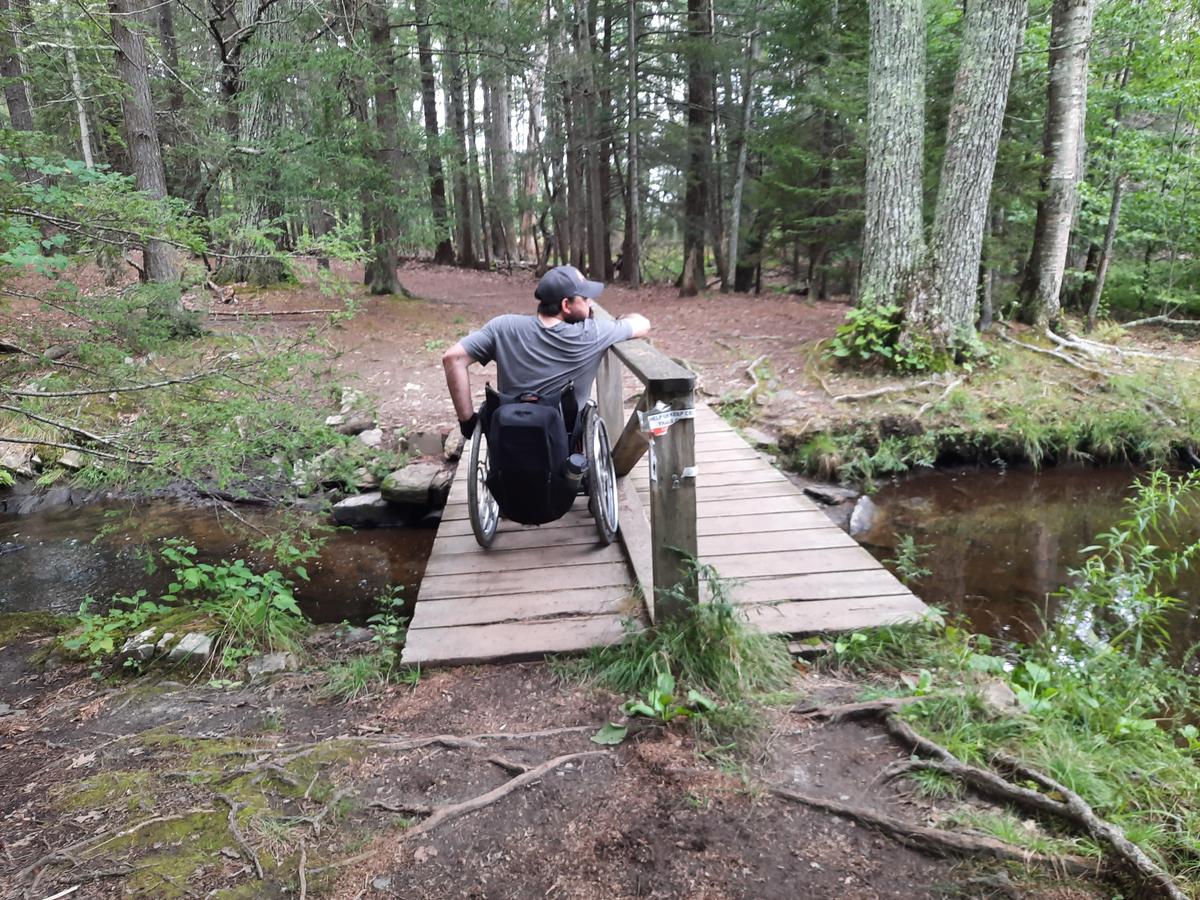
617 313 651 339
459 413 479 439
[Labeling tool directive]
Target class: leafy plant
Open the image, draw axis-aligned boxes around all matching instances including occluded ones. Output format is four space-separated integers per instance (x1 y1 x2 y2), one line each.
889 534 933 585
622 670 717 724
321 587 417 702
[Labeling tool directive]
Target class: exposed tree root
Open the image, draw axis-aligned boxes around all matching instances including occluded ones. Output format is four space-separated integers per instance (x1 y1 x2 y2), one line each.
1050 330 1200 366
202 307 342 317
768 786 1098 876
884 716 1189 900
831 379 943 403
917 378 963 417
1123 315 1200 330
213 790 264 879
996 330 1113 378
792 696 930 722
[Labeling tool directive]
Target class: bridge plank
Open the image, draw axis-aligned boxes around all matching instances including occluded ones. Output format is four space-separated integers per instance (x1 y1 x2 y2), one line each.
409 586 637 629
419 559 631 601
697 511 835 534
742 596 928 634
706 547 880 579
403 614 633 666
433 524 601 554
424 541 625 576
697 529 856 555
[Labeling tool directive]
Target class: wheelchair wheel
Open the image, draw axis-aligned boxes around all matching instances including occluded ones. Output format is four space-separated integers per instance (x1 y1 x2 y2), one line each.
467 423 499 548
585 409 619 545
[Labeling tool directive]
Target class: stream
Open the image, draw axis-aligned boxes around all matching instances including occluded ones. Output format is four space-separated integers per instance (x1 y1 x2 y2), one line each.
859 465 1200 655
0 501 435 623
4 466 1200 657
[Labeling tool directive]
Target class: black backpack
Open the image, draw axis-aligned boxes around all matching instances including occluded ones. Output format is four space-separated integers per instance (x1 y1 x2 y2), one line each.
481 384 582 526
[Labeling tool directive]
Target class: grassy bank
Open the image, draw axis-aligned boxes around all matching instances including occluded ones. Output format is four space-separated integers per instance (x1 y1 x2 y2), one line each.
770 327 1200 487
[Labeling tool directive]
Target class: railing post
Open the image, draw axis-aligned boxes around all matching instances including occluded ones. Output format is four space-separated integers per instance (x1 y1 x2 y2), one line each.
595 350 624 440
646 380 698 620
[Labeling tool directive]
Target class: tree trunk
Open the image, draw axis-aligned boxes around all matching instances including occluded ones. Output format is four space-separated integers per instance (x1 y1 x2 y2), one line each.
519 77 542 261
860 0 926 308
363 0 404 295
903 0 1026 356
446 40 477 267
0 0 33 131
466 41 492 269
1018 0 1096 330
108 0 178 283
624 0 641 287
486 0 516 266
725 0 761 293
563 63 585 270
574 0 607 279
1086 176 1125 332
679 0 713 296
412 0 454 264
64 23 94 167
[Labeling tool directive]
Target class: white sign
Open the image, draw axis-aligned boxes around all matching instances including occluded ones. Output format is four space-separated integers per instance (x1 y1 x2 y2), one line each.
640 406 695 437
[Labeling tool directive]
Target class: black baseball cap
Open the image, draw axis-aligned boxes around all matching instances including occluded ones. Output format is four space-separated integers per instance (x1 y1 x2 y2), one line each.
534 265 604 306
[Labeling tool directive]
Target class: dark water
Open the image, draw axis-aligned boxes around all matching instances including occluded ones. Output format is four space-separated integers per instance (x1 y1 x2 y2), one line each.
859 466 1200 651
0 502 436 624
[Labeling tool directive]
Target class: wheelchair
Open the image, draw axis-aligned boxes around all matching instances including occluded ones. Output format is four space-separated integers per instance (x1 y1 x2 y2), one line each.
467 383 619 549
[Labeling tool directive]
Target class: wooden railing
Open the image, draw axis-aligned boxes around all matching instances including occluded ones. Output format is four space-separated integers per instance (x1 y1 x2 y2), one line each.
593 304 697 621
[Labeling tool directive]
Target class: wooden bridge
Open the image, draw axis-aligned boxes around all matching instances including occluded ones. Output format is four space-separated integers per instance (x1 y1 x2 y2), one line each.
401 317 927 667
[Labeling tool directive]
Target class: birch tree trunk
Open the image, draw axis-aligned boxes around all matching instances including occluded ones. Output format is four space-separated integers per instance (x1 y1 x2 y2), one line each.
680 0 713 296
725 0 761 293
860 0 925 308
465 42 492 269
1019 0 1095 330
414 0 455 264
903 0 1026 356
108 0 178 284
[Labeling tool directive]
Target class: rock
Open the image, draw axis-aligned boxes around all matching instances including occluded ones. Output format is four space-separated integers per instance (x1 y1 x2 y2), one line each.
740 426 777 448
339 388 366 414
325 414 346 427
121 627 159 662
337 412 376 436
358 428 384 449
429 467 453 506
156 632 176 652
0 541 24 556
0 441 36 478
247 652 299 680
59 450 85 471
44 344 72 360
405 430 446 457
848 495 877 537
803 483 860 505
354 467 380 490
331 492 410 527
381 462 445 505
168 632 212 663
343 626 374 644
980 678 1022 717
443 429 464 462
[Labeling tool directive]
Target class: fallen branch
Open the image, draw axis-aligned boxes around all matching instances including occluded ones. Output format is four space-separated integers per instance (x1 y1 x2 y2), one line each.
0 435 149 465
202 307 342 317
768 786 1097 876
297 841 307 900
1122 315 1200 330
400 750 608 843
832 379 943 403
1 371 220 398
0 403 138 455
742 354 767 400
996 331 1112 378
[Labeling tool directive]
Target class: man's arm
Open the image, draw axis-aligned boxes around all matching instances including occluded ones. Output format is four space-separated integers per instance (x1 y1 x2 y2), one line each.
617 313 651 339
441 342 478 426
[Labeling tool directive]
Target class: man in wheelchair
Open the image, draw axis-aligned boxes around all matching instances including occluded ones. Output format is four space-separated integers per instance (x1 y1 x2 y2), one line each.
441 265 650 547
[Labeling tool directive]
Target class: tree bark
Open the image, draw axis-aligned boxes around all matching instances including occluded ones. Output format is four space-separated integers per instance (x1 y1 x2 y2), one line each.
574 0 607 279
679 0 713 296
464 40 492 269
1086 176 1125 332
445 40 477 268
486 0 516 266
903 0 1026 356
413 0 454 264
0 0 33 131
860 0 926 309
624 0 641 287
1019 0 1096 330
363 0 404 295
108 0 178 283
725 0 761 293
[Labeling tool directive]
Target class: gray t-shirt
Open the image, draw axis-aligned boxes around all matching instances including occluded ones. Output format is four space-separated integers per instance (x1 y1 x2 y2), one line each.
459 314 634 401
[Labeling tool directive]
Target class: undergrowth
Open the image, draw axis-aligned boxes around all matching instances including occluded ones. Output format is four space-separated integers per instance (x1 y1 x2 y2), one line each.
321 587 419 701
564 563 795 745
820 470 1200 893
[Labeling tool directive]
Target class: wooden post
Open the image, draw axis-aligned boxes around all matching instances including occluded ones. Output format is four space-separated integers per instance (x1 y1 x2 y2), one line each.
645 382 698 620
595 350 624 440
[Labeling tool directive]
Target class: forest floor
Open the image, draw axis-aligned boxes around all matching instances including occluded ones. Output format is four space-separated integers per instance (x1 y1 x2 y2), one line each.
1 261 1180 898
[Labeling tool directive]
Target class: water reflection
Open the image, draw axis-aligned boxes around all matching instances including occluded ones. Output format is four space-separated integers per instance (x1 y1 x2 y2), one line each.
0 502 435 623
859 466 1163 644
